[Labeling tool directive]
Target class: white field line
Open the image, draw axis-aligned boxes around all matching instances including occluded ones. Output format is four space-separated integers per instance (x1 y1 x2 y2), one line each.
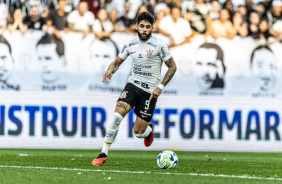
0 165 282 181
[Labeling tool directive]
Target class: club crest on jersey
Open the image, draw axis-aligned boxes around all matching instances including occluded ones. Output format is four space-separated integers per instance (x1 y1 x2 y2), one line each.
120 91 128 99
146 49 154 59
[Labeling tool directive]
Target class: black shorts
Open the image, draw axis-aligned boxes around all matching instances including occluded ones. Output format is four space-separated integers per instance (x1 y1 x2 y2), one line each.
117 83 157 122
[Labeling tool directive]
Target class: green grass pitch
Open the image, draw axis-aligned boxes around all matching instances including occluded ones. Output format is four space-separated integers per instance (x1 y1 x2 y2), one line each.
0 149 282 184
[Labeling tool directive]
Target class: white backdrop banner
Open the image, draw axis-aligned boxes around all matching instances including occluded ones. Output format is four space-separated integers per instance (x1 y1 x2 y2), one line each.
1 31 282 151
0 31 282 96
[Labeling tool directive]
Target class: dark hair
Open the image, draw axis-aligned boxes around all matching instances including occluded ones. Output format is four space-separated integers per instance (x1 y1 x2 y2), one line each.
136 11 155 25
249 10 259 15
250 45 273 65
79 0 89 6
170 4 182 13
211 0 220 3
0 35 12 54
199 43 225 73
36 34 64 57
223 0 233 9
258 2 266 6
91 37 119 57
198 43 225 88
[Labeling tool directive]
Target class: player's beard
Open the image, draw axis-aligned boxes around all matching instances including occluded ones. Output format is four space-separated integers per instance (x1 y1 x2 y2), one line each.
137 30 152 41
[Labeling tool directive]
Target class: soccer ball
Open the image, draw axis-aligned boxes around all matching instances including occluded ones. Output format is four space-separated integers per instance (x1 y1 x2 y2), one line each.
157 150 178 169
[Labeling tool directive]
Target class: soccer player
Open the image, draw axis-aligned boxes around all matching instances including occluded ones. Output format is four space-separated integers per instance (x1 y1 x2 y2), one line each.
92 11 177 166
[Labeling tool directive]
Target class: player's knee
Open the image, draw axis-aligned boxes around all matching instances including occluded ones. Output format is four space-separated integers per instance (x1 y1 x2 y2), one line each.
115 102 131 117
114 109 127 117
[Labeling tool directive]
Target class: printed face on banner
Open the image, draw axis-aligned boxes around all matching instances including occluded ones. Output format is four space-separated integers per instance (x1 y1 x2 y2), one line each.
195 47 224 91
0 43 13 81
89 39 117 76
37 43 65 84
251 48 278 92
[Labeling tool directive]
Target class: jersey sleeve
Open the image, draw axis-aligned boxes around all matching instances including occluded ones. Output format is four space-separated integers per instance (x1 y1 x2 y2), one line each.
118 44 129 60
159 40 172 62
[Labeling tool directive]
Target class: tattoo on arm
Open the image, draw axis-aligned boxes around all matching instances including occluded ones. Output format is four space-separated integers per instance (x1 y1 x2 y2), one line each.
116 102 127 110
107 56 124 74
161 57 177 86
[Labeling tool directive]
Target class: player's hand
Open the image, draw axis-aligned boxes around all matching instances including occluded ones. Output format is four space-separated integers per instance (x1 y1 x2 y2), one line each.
149 87 162 101
103 71 112 82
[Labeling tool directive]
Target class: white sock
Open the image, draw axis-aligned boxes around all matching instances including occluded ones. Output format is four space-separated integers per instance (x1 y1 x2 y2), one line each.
101 112 123 156
135 125 152 138
101 142 111 156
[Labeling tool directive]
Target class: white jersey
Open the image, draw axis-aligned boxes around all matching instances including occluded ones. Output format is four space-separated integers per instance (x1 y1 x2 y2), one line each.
118 35 172 93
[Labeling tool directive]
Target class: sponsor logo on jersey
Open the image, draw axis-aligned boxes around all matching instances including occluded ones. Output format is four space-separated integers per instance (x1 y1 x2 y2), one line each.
138 54 143 58
146 49 154 59
147 42 157 48
161 47 167 59
141 114 148 118
140 110 152 116
134 80 150 89
133 70 152 76
129 41 139 47
120 91 128 99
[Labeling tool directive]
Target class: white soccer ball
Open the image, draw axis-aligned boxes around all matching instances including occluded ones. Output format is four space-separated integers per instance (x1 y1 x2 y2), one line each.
157 150 178 169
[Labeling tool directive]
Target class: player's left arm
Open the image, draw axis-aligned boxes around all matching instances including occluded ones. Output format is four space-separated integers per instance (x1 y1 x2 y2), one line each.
149 57 177 101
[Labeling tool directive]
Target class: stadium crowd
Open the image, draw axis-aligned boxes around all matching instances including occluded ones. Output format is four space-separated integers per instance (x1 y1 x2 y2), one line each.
0 0 282 46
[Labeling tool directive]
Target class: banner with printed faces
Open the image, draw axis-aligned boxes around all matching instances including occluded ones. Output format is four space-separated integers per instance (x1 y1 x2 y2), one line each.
1 31 282 97
0 31 133 93
1 92 282 152
163 36 282 97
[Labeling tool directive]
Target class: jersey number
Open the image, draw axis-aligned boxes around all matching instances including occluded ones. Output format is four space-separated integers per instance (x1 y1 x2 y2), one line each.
145 100 150 110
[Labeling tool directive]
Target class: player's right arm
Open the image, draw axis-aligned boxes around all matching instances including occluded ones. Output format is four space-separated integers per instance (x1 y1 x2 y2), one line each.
103 42 130 82
103 56 125 82
103 42 129 82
